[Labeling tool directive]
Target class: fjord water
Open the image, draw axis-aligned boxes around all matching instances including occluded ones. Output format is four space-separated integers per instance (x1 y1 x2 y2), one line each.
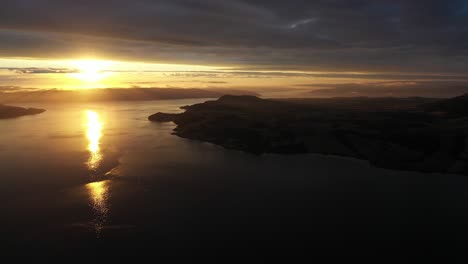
1 99 468 255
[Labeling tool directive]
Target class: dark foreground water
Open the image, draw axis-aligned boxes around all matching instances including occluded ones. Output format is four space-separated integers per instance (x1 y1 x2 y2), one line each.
1 99 468 257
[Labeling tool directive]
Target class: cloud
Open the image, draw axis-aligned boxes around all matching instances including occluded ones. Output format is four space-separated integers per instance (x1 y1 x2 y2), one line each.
0 1 467 73
288 18 318 29
7 67 78 74
0 86 39 92
158 70 468 81
204 81 228 84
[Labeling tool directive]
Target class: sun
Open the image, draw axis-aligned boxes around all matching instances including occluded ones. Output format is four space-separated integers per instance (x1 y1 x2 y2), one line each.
70 60 113 83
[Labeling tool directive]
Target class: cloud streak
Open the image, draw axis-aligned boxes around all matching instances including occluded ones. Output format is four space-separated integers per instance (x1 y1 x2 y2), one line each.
7 67 78 74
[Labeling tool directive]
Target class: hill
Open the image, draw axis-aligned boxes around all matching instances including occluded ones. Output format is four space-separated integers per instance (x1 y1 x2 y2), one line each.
422 93 468 117
149 95 468 175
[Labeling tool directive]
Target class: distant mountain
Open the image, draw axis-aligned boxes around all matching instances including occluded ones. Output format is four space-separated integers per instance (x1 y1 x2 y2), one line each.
305 82 468 98
422 93 468 117
0 104 45 119
0 88 258 103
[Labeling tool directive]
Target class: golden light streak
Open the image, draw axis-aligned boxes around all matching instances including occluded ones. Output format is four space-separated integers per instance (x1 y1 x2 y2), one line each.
85 110 103 171
86 180 110 236
84 111 109 236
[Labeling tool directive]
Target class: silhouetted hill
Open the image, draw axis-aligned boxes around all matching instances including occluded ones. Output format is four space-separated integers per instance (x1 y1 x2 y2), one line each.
0 104 45 119
423 93 468 117
149 95 468 175
185 95 295 113
0 88 258 103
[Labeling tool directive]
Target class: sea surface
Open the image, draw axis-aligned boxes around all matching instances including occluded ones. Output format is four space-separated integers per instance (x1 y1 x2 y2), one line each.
1 99 467 256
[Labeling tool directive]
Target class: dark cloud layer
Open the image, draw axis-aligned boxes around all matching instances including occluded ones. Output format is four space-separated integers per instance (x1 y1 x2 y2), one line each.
0 0 468 73
6 67 78 74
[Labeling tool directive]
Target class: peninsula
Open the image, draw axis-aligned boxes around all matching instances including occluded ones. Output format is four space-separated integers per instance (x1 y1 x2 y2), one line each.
0 104 45 119
149 95 468 175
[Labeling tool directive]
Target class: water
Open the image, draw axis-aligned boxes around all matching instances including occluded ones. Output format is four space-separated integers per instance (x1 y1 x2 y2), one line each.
1 99 468 256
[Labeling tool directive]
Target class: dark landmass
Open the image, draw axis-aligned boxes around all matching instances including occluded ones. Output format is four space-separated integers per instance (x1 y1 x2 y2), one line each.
0 88 258 103
422 93 468 117
305 82 468 98
149 95 468 175
0 104 45 119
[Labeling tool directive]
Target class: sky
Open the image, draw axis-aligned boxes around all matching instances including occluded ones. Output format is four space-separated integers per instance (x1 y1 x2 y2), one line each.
1 0 468 96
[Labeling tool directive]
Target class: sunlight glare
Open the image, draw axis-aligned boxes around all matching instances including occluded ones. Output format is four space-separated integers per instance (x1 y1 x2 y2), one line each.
71 60 113 83
86 180 110 236
85 110 103 171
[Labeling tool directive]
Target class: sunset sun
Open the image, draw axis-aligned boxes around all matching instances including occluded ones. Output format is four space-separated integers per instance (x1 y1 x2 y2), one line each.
70 60 113 83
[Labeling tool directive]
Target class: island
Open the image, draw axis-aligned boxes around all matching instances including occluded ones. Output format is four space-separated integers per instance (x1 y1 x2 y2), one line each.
0 104 46 119
149 94 468 175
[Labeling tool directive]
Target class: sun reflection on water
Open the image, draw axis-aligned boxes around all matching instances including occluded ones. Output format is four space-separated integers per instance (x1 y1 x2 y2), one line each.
85 110 103 171
84 110 109 237
86 180 110 237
